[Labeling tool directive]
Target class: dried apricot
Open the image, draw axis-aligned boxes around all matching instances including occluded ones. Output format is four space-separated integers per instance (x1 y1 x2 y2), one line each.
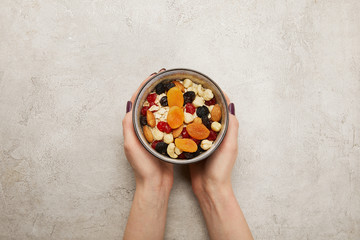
175 138 198 153
172 125 184 138
167 87 184 107
186 122 210 140
167 106 184 129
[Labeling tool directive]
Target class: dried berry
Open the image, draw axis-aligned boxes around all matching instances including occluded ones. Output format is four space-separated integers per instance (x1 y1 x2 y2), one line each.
207 130 217 141
155 142 168 155
181 127 190 138
205 97 216 106
164 82 176 91
147 93 157 103
155 83 165 94
185 103 196 114
183 91 195 104
184 147 203 159
140 116 147 126
196 106 209 118
141 106 150 116
201 116 211 129
160 96 168 106
157 121 172 134
192 138 201 145
151 140 161 149
178 153 186 159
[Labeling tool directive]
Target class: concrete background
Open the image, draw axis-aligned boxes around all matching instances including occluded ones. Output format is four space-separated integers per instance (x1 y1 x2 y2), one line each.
0 0 359 239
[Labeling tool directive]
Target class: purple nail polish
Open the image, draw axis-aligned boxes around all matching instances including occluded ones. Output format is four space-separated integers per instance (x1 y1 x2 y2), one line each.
228 103 235 115
126 101 132 113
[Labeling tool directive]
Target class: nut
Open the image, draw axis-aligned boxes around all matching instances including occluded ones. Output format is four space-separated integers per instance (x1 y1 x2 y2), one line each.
211 121 222 132
152 127 164 140
143 100 150 107
174 146 182 155
173 125 183 138
208 105 214 112
183 79 193 88
173 81 185 92
148 105 159 112
184 112 195 124
197 84 205 97
167 143 178 159
188 83 198 94
163 133 174 144
203 89 214 101
146 110 156 127
200 140 213 150
193 117 202 124
143 126 154 142
210 104 221 122
192 96 204 107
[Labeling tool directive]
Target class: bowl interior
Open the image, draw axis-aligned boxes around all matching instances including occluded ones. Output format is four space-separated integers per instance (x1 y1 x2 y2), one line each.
132 69 229 164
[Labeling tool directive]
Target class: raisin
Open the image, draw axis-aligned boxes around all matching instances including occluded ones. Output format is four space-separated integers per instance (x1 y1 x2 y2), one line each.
192 138 201 145
183 91 195 104
184 147 203 159
178 153 186 159
155 142 168 155
155 83 165 94
160 96 168 106
141 106 150 116
196 106 209 118
185 103 196 114
205 97 216 106
147 93 157 103
140 116 147 126
164 82 176 91
201 116 211 129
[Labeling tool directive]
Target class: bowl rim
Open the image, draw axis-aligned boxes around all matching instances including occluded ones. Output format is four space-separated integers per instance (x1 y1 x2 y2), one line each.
132 68 229 164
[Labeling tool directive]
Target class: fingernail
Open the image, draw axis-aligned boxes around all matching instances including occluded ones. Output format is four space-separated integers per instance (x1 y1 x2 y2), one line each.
228 103 235 115
158 68 166 72
149 72 157 76
126 101 132 113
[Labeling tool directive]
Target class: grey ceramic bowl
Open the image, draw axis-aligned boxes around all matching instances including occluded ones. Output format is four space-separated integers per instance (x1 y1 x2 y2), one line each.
133 68 229 164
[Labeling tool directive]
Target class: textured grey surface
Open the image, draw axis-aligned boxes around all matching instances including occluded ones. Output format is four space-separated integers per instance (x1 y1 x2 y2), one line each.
0 1 359 239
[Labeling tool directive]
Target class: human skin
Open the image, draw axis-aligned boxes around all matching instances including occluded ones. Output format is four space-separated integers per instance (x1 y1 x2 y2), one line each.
123 69 253 240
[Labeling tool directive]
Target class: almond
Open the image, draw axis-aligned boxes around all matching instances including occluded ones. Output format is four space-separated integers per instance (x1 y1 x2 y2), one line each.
143 126 154 142
210 104 221 122
193 117 202 124
173 125 184 138
173 81 185 92
146 110 156 127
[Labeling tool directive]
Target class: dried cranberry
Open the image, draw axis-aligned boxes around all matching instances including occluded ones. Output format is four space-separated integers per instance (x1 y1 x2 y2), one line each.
196 106 209 118
147 93 157 103
207 130 217 141
183 91 195 104
141 106 150 116
181 127 190 138
185 103 196 114
151 140 161 149
205 97 216 106
157 121 172 133
160 96 168 106
140 116 147 126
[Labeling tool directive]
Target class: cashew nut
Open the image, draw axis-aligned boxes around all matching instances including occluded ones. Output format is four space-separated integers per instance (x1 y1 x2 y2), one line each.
151 127 164 140
203 89 214 101
184 112 195 124
197 84 205 97
167 143 178 158
183 79 193 88
211 121 222 132
174 146 182 155
192 96 204 107
149 105 159 112
163 133 174 144
200 140 213 150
